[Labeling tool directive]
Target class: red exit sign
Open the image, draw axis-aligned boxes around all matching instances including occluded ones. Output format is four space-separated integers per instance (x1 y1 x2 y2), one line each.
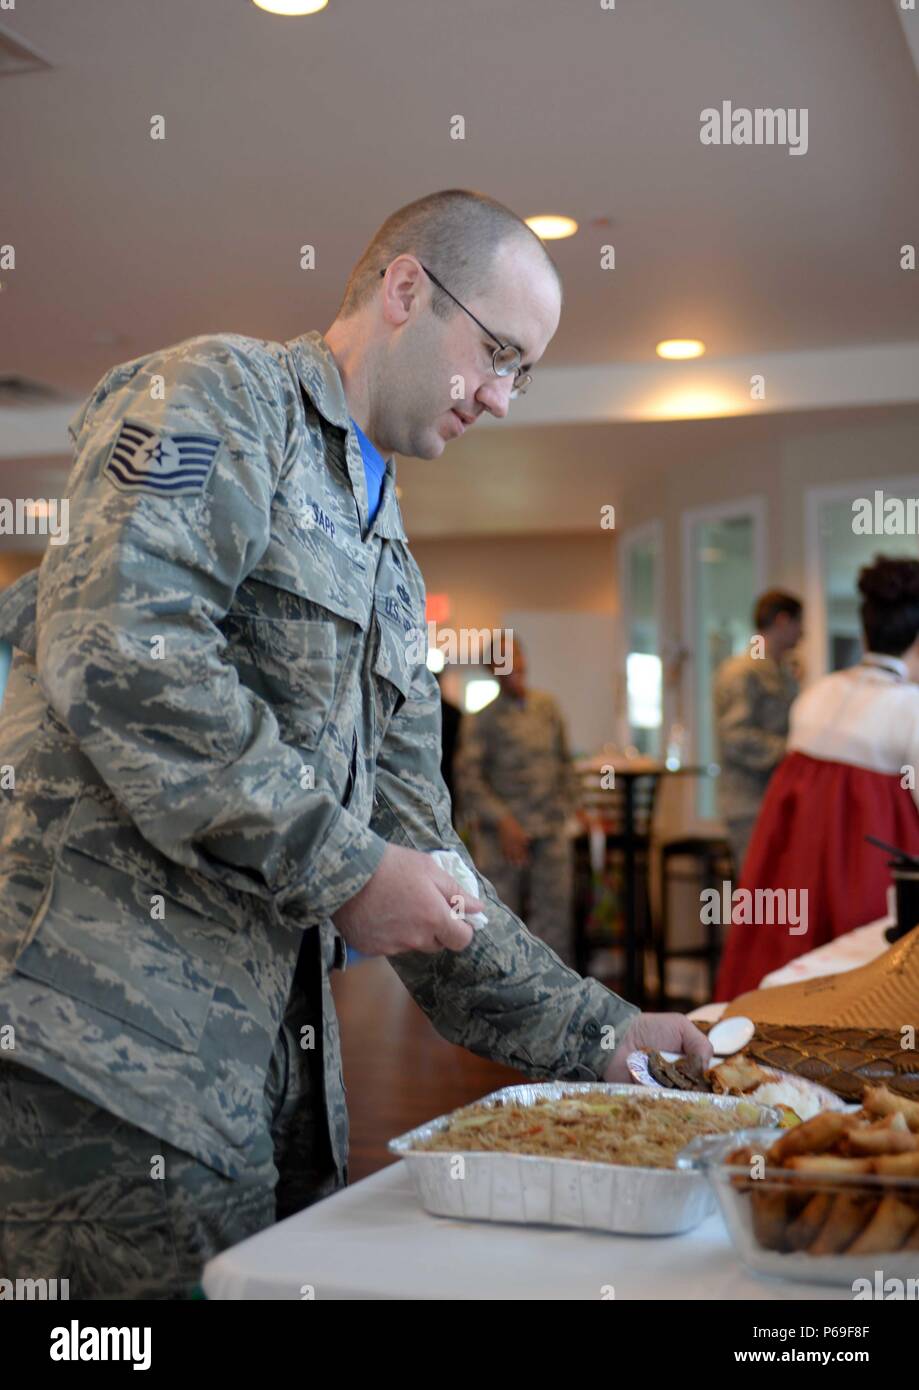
425 592 450 624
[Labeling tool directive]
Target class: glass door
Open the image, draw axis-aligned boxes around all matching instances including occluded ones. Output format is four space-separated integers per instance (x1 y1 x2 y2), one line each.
681 498 766 818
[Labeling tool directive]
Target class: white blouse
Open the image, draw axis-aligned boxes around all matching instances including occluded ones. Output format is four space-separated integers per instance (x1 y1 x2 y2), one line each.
788 654 919 810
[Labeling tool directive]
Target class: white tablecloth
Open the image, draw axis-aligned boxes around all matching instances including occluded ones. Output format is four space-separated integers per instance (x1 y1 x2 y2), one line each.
202 1160 850 1301
203 920 895 1300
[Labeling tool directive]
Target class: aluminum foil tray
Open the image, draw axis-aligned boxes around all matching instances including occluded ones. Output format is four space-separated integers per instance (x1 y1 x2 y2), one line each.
388 1082 779 1237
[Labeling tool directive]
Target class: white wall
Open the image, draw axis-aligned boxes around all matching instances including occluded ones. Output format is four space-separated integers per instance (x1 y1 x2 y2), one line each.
502 610 619 756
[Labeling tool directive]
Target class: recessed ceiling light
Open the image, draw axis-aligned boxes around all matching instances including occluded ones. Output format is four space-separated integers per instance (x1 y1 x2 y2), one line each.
251 0 328 15
525 214 578 240
656 339 706 360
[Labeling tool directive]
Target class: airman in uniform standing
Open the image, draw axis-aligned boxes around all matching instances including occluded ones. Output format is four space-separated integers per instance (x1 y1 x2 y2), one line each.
0 190 711 1298
455 638 580 967
714 589 803 875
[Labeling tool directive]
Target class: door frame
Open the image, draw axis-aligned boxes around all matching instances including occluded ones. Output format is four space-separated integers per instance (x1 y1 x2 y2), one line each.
680 494 767 777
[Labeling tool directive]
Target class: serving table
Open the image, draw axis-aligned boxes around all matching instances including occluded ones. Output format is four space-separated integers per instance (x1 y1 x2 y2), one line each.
202 925 892 1300
201 1160 849 1300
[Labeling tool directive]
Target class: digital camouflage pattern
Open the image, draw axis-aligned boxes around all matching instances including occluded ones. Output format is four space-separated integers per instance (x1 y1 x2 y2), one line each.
0 959 335 1300
0 330 640 1198
713 649 798 870
472 833 575 968
455 687 580 837
456 688 581 965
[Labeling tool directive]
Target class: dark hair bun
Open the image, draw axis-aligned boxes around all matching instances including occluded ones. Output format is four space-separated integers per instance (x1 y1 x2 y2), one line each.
858 556 919 607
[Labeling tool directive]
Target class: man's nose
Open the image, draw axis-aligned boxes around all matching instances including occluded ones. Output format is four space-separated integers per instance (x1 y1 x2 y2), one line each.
475 375 515 419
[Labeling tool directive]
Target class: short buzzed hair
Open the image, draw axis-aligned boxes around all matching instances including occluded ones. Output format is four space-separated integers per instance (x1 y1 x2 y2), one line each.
336 188 563 322
753 589 803 631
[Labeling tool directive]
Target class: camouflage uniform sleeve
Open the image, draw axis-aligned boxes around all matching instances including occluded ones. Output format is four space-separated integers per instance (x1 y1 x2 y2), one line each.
37 336 386 929
714 665 787 773
371 660 640 1080
453 703 512 829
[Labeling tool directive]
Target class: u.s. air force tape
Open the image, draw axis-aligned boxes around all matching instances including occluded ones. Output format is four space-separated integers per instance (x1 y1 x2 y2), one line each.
103 419 221 497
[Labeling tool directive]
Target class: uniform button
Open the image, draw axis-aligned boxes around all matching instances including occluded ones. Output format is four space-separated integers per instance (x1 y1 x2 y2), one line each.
583 1019 601 1040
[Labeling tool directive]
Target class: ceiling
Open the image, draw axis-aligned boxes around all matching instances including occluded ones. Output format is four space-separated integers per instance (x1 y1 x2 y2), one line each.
3 0 919 538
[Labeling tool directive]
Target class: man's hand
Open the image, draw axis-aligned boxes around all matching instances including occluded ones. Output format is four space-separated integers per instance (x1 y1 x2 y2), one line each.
498 813 530 866
332 843 486 957
602 1012 714 1083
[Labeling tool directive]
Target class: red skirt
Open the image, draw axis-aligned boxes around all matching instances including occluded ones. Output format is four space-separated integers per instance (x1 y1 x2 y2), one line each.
714 751 919 1001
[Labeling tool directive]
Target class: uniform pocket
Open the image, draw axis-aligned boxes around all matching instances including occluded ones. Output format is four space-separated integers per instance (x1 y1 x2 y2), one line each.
371 607 415 742
222 615 339 748
13 799 232 1053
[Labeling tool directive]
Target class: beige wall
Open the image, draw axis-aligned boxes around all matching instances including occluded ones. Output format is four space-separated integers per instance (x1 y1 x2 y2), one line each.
0 552 41 587
409 532 618 634
409 532 619 747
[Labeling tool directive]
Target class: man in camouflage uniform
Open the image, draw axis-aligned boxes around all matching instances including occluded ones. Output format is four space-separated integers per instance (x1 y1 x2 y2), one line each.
0 190 710 1298
455 639 580 967
714 589 803 876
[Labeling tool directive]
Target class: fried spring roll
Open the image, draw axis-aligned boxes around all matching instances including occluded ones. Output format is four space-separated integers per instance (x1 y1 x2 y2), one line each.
862 1085 919 1134
768 1112 856 1164
786 1192 836 1252
809 1194 875 1256
785 1154 874 1174
846 1125 919 1157
847 1195 919 1255
750 1190 791 1251
871 1151 919 1177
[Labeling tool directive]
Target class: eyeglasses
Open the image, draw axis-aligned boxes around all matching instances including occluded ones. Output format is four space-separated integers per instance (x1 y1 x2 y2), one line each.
379 264 531 398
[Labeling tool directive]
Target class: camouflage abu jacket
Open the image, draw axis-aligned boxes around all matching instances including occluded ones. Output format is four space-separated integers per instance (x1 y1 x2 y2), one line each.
0 330 639 1182
455 686 580 838
714 649 798 823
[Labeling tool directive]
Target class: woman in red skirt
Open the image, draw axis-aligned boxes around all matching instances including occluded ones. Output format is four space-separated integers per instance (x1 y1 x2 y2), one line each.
715 555 919 1001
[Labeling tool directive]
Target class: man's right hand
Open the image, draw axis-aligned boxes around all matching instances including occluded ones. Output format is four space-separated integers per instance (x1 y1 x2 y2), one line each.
498 813 531 866
332 844 485 957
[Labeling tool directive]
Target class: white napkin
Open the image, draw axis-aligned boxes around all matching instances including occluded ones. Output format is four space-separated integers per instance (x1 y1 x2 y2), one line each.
428 848 488 929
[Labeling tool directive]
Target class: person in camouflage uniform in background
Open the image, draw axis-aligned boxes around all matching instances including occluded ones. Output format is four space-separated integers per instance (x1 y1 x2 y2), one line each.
713 589 803 876
455 638 580 968
0 190 710 1299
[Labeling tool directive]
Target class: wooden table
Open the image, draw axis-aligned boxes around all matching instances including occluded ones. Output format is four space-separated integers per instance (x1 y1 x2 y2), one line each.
331 956 520 1181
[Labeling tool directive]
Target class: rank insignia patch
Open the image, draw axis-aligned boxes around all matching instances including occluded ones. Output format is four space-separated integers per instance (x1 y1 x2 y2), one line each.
103 420 221 497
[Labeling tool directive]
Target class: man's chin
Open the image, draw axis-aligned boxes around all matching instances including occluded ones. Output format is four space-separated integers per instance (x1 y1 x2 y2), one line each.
414 428 448 460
